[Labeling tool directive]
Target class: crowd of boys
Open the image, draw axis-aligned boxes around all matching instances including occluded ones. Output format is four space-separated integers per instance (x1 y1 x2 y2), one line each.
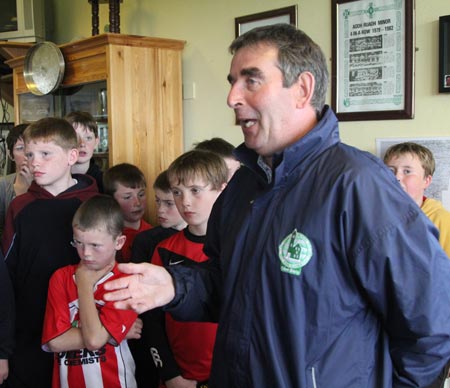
2 23 450 388
0 110 239 388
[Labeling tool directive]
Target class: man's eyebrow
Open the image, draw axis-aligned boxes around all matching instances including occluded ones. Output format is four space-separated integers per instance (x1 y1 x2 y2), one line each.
241 67 264 79
227 67 264 84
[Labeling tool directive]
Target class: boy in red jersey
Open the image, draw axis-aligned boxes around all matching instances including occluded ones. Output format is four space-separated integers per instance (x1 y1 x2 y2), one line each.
103 163 152 262
42 195 141 388
144 150 227 388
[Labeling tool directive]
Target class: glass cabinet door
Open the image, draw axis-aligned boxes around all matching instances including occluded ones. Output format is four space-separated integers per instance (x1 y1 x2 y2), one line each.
18 80 109 169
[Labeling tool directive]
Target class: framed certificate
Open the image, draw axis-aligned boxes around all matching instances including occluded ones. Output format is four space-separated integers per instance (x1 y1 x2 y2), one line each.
331 0 415 120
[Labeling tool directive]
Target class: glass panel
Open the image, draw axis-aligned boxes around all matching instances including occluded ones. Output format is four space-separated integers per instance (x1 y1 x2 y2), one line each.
0 0 18 33
58 81 107 120
19 93 54 123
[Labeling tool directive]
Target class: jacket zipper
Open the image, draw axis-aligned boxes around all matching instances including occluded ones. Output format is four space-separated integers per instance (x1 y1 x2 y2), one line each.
311 367 317 388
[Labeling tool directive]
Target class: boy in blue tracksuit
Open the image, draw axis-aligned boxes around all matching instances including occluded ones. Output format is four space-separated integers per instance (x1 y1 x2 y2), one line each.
104 24 450 387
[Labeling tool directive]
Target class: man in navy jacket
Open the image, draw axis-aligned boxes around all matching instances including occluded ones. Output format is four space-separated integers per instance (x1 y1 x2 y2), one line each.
105 24 450 387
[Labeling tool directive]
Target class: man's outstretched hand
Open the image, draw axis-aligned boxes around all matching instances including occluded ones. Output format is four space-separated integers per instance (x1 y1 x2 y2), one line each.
104 263 175 314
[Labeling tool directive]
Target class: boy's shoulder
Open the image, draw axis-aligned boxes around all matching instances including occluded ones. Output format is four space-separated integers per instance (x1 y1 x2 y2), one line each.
152 228 207 266
135 225 178 244
422 197 450 221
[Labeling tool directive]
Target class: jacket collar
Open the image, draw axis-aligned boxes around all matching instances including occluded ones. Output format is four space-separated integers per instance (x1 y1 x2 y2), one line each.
235 106 340 185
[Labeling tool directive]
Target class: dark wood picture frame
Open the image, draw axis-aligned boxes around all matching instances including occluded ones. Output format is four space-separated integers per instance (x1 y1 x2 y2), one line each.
331 0 415 121
235 6 297 38
439 15 450 93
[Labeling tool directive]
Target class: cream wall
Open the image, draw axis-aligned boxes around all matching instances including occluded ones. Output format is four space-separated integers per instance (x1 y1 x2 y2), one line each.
51 0 450 155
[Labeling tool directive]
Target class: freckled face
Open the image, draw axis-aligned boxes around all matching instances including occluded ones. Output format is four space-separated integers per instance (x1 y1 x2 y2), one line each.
385 153 432 206
113 183 147 225
154 188 186 229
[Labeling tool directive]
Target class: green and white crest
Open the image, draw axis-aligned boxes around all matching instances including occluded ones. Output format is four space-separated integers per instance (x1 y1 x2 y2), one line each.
278 229 313 276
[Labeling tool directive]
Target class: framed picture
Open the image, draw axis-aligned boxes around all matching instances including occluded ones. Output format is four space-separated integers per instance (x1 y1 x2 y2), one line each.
235 6 297 38
439 15 450 93
331 0 415 121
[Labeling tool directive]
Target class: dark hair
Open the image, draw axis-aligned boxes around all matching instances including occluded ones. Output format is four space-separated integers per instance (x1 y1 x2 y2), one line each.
383 142 435 177
229 23 328 118
153 170 171 193
103 163 147 195
193 137 235 159
167 150 228 191
6 124 28 156
65 111 98 137
72 195 124 238
24 118 78 150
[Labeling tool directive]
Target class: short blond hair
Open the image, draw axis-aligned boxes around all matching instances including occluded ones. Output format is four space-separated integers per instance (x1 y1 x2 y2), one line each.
167 150 228 190
383 142 435 177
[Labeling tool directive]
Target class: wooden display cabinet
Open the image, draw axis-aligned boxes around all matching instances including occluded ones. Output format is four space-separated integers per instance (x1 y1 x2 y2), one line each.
0 33 185 224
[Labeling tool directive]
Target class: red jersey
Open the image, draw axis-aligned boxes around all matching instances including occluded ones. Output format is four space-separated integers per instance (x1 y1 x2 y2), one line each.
120 219 153 262
42 263 138 388
151 229 217 382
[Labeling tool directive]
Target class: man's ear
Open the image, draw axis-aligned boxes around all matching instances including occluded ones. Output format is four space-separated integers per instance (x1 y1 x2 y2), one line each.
294 71 315 109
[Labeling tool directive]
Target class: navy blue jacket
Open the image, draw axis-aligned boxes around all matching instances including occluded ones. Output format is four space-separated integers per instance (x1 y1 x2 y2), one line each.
167 107 450 387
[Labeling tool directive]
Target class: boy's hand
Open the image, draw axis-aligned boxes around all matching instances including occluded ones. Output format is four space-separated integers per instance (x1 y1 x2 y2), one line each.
76 262 114 288
0 359 8 384
165 375 197 388
14 160 33 196
126 317 143 339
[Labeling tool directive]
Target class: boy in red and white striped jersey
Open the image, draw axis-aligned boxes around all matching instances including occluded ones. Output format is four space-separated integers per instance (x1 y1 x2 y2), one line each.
42 195 142 388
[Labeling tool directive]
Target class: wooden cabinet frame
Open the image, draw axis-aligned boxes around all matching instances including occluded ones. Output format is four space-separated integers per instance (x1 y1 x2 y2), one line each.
1 33 185 223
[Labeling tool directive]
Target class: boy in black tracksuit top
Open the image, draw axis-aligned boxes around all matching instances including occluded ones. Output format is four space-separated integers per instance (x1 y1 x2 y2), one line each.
1 118 98 388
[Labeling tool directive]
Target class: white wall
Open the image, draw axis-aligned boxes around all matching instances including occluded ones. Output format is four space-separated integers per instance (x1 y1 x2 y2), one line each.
51 0 450 154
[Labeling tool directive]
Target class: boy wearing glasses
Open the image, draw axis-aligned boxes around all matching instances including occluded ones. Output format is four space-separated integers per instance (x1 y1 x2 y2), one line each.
1 118 98 388
65 111 104 192
42 195 141 388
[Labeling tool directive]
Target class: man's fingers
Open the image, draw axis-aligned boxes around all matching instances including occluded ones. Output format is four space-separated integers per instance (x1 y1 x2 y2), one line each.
117 263 144 275
103 288 129 302
103 276 130 291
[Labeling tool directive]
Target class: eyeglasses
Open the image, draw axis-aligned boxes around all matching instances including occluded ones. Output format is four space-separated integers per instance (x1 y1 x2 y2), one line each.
70 239 104 251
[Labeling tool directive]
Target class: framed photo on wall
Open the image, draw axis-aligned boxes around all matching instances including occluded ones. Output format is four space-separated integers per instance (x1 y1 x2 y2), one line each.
439 15 450 93
235 6 297 38
331 0 415 121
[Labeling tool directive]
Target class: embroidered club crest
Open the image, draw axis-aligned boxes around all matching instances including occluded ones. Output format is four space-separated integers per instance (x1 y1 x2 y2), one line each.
278 229 312 275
